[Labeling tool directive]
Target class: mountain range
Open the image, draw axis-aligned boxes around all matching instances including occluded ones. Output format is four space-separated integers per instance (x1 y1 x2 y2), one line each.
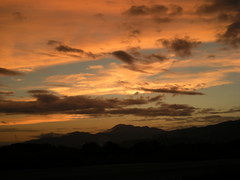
26 119 240 147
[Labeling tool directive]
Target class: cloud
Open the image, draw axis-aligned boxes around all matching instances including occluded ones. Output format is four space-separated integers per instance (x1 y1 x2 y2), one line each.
28 90 52 94
0 90 196 118
0 91 14 95
112 51 135 65
218 21 240 47
169 5 183 16
123 4 183 25
217 13 235 22
0 93 163 115
47 40 102 59
112 50 169 73
197 107 240 114
141 87 204 95
197 115 240 123
0 114 83 126
33 94 60 103
0 91 14 100
123 4 182 17
158 36 201 57
55 45 84 53
124 5 150 16
197 0 240 14
196 0 240 47
108 103 195 116
113 50 169 65
0 68 24 76
0 128 39 132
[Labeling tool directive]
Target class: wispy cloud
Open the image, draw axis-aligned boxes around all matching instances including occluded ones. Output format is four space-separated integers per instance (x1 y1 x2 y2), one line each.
141 87 204 95
0 68 24 76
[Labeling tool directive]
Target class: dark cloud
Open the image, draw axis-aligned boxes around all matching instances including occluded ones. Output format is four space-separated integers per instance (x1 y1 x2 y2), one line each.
47 40 61 46
108 103 195 116
47 40 84 53
158 36 201 57
112 51 168 73
196 1 240 47
0 93 162 115
217 13 234 22
198 107 240 114
33 94 60 103
149 4 169 15
197 0 240 14
169 5 183 16
28 90 59 103
197 115 240 123
122 65 147 73
218 21 240 47
124 5 150 16
124 4 182 17
152 115 240 125
207 54 216 58
141 87 204 95
123 4 183 23
28 90 52 94
47 40 100 58
144 53 168 63
55 45 84 53
112 50 169 73
0 92 195 117
0 128 39 132
0 68 24 76
121 30 141 45
112 51 135 65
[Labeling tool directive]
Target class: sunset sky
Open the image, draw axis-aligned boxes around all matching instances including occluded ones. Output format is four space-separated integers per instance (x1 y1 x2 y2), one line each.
0 0 240 144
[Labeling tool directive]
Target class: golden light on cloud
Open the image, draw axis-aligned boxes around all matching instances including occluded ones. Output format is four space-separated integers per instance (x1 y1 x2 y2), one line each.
0 0 240 143
0 114 89 126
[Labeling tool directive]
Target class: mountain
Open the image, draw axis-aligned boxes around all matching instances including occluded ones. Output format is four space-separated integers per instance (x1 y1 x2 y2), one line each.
26 124 165 147
161 119 240 143
25 120 240 147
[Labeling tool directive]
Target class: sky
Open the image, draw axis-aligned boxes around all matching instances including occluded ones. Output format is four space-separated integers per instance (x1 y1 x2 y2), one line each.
0 0 240 144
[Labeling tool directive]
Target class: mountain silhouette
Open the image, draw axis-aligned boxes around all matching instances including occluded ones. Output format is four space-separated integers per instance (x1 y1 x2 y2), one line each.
161 119 240 143
25 119 240 147
26 124 165 147
2 119 240 171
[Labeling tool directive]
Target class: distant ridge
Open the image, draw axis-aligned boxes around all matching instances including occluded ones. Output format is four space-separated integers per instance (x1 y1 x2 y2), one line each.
25 119 240 147
163 119 240 143
26 124 164 147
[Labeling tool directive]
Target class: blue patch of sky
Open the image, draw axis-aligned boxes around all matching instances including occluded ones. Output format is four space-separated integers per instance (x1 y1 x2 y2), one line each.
165 83 240 109
1 57 117 97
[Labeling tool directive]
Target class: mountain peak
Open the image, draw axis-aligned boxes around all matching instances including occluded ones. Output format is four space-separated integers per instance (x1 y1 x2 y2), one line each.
105 124 164 134
108 124 136 132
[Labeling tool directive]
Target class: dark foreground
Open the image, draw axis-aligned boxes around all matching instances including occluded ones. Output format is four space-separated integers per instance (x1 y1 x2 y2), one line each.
1 158 240 180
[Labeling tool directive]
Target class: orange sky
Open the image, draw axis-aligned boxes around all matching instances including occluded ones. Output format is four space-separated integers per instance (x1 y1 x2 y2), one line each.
0 0 240 143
